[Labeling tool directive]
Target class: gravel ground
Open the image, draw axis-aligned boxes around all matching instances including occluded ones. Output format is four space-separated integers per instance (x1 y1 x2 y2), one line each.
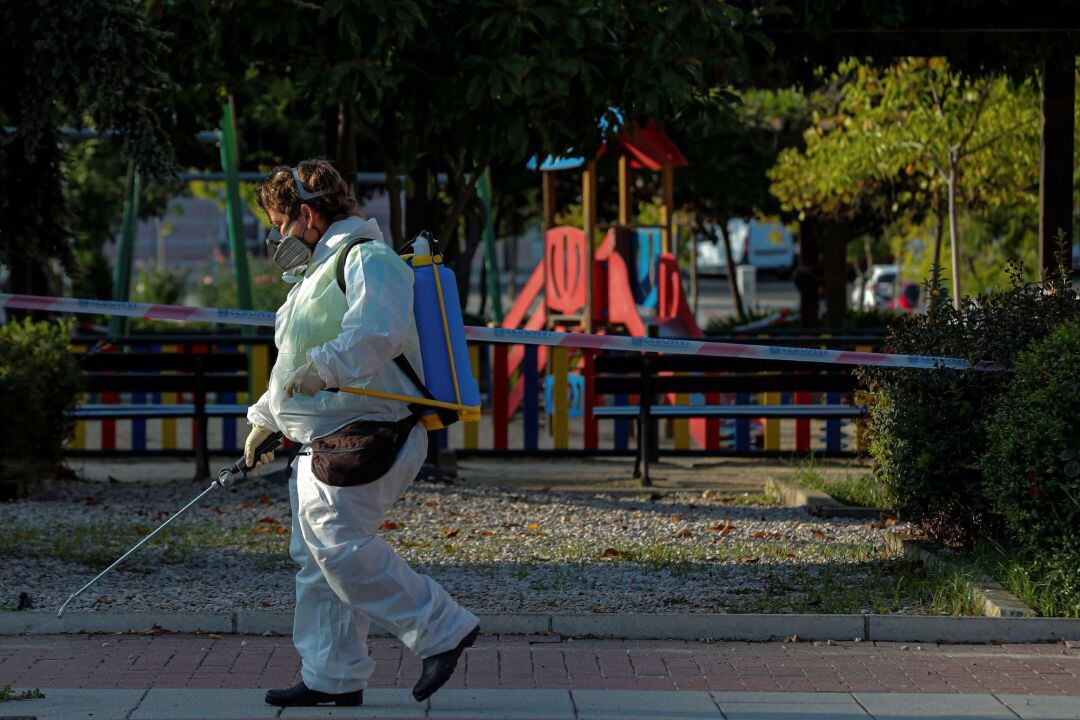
0 472 936 616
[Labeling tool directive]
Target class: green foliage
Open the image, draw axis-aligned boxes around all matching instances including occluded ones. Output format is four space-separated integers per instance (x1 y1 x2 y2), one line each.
769 58 1049 293
973 541 1080 618
981 320 1080 553
194 254 289 313
792 456 889 509
0 0 176 292
131 263 188 306
0 320 82 481
856 266 1080 545
0 685 44 701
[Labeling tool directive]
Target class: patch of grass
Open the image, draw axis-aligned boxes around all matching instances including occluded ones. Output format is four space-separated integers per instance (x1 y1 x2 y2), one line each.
733 559 984 616
971 542 1080 618
792 455 888 509
0 684 44 701
0 520 289 569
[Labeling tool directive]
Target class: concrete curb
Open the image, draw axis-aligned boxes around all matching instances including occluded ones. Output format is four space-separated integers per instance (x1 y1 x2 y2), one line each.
885 532 1037 618
764 477 884 519
3 610 1077 643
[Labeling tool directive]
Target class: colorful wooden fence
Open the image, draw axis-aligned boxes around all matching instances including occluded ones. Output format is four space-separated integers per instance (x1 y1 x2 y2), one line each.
68 332 878 457
68 335 273 454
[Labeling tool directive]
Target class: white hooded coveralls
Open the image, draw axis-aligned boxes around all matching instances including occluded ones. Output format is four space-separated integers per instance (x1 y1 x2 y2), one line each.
248 215 478 694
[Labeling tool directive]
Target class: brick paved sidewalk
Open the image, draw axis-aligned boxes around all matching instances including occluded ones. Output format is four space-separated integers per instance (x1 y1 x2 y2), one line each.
3 633 1080 696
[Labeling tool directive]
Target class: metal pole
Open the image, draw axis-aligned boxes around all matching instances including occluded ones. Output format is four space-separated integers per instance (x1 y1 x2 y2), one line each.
478 169 503 323
109 162 140 336
220 97 254 336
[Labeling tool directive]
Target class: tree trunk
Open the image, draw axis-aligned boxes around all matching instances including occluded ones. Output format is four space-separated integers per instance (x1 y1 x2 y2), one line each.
821 221 848 329
335 104 357 196
717 223 746 322
405 163 435 240
794 220 821 328
384 164 404 249
930 199 945 306
947 169 962 309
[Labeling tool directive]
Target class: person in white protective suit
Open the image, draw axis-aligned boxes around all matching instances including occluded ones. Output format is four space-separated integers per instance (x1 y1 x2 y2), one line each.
246 160 479 709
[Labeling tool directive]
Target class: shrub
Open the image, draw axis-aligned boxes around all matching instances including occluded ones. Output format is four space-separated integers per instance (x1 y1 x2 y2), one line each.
131 262 188 306
981 320 1080 553
856 266 1080 546
194 252 289 313
0 319 82 484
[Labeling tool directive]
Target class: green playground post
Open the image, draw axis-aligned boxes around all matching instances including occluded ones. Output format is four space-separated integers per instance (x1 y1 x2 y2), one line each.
220 97 254 335
478 169 503 323
109 161 140 336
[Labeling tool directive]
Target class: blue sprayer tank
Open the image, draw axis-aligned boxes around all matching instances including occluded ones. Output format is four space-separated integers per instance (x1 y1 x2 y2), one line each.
409 235 481 428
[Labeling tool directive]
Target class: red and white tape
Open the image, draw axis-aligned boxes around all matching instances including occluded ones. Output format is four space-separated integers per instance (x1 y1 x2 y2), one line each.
0 293 1003 372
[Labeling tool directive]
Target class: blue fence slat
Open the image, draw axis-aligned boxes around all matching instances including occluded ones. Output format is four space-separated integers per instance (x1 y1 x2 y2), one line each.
219 343 237 452
735 392 750 451
523 345 539 451
825 391 842 452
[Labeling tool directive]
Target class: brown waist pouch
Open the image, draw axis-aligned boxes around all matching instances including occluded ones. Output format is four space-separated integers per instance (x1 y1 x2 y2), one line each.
309 416 420 487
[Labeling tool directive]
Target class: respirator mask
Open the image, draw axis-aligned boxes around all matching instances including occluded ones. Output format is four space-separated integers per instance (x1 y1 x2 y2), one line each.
266 167 327 279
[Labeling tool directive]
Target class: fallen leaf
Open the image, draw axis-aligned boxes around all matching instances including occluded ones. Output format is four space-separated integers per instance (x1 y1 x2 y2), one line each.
379 521 400 530
258 516 279 525
400 540 431 548
259 496 273 505
740 556 759 564
811 529 831 540
480 530 493 537
885 517 897 526
709 523 736 535
600 547 623 558
274 526 288 535
784 553 797 559
526 523 541 531
425 500 438 507
251 526 270 534
444 529 460 538
752 531 766 539
85 497 103 507
675 529 692 538
670 515 683 522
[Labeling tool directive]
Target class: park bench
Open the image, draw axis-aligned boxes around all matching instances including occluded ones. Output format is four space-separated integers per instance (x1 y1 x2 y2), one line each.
72 350 252 479
592 353 865 485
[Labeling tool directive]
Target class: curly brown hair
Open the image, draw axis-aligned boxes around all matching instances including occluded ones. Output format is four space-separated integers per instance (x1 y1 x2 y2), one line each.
257 159 364 221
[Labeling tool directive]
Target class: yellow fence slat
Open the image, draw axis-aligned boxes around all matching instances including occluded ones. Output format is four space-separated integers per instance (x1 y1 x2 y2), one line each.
763 391 781 451
161 344 179 450
552 347 569 449
674 386 690 451
463 345 479 450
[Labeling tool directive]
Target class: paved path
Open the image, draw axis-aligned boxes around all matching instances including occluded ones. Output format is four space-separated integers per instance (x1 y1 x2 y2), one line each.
2 633 1079 718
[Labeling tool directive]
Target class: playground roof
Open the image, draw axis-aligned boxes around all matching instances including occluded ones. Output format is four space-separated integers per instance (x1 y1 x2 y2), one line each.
528 118 687 172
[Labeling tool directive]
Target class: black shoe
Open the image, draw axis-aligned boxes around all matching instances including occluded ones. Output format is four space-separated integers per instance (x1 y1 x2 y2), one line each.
264 680 362 707
412 625 480 702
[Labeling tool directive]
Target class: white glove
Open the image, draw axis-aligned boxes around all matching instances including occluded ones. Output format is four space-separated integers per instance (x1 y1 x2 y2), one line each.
284 360 327 398
244 424 276 475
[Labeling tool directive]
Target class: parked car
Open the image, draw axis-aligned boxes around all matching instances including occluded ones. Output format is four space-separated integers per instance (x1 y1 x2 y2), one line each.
851 264 899 310
695 219 796 277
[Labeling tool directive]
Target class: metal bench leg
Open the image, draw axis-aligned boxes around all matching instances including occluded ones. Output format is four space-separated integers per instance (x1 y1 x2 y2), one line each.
639 355 652 488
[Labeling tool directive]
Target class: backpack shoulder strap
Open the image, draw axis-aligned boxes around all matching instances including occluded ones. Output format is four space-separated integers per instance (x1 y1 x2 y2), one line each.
335 235 376 295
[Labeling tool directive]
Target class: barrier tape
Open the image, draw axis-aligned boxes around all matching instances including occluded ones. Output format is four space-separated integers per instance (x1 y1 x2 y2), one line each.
0 293 1005 372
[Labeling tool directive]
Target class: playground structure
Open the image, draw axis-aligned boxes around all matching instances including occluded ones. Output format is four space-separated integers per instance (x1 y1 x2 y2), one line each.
499 120 702 424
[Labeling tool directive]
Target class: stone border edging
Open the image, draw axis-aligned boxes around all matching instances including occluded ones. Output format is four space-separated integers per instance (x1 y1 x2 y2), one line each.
764 477 884 519
2 610 1076 643
884 531 1037 618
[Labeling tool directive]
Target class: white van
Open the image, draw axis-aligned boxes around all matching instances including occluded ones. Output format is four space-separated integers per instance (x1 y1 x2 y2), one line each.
696 219 796 277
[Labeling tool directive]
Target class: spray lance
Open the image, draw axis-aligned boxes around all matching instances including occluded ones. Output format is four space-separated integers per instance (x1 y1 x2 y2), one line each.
56 431 284 618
